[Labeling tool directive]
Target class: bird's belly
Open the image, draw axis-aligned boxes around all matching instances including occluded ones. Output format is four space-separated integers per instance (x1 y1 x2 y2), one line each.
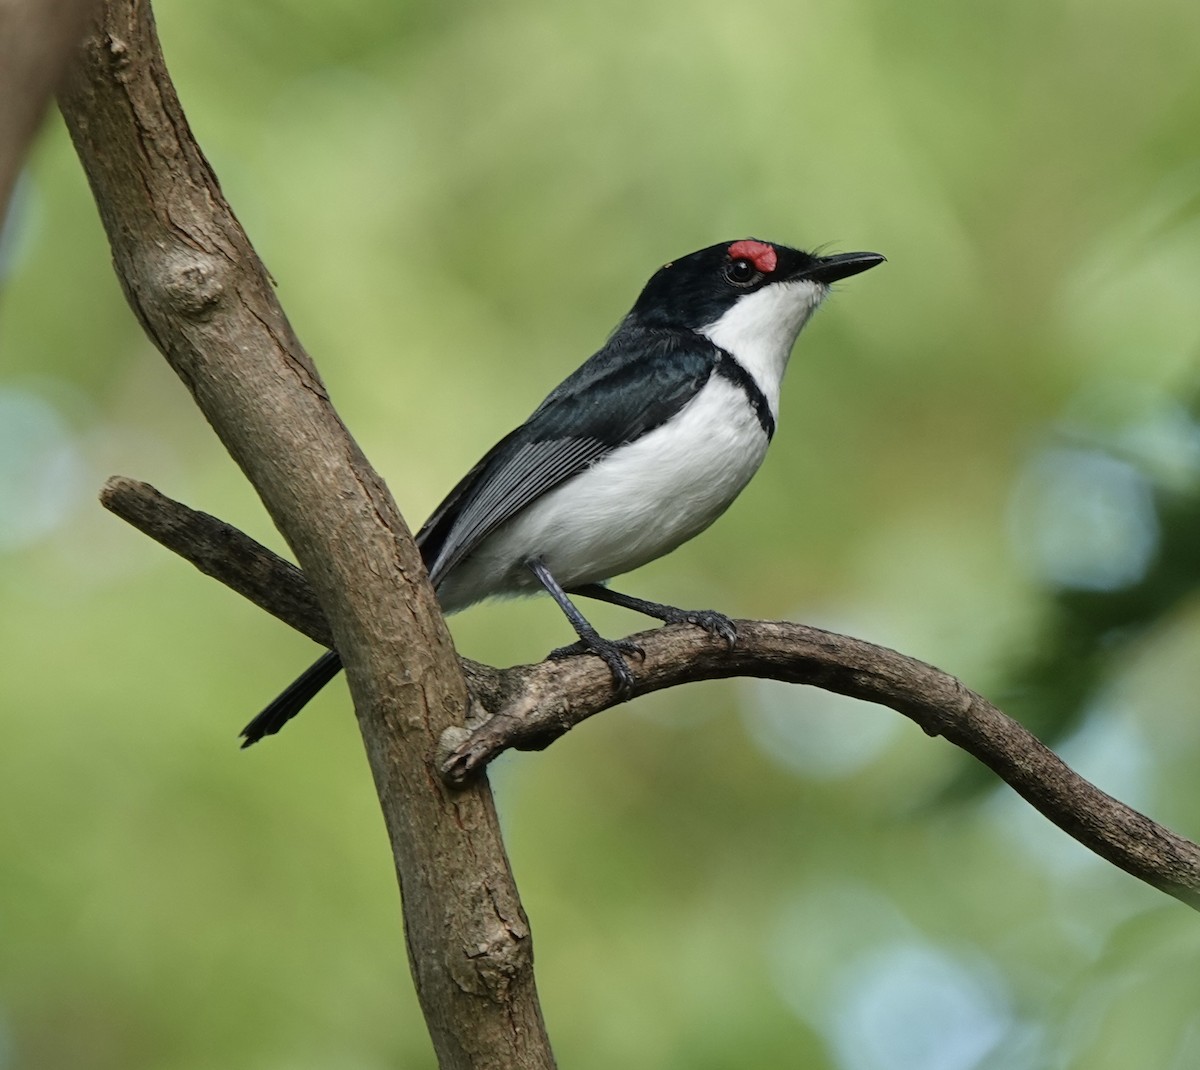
437 377 770 610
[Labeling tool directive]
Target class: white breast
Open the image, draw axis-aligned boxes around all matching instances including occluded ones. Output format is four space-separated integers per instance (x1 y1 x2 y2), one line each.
436 376 770 611
700 278 826 419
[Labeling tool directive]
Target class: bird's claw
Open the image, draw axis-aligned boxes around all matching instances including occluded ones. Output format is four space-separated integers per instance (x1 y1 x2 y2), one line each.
680 609 738 648
549 636 645 661
548 635 644 699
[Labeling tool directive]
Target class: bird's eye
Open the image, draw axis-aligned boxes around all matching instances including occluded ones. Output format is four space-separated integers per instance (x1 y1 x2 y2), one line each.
725 259 757 285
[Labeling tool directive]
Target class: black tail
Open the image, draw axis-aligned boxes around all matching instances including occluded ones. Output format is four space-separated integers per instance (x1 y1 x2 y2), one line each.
240 650 344 748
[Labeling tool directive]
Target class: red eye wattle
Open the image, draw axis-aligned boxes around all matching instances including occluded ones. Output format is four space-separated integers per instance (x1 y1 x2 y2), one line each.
726 240 777 274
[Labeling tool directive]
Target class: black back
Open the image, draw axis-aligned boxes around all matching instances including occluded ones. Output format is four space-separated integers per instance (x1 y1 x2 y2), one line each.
416 238 806 584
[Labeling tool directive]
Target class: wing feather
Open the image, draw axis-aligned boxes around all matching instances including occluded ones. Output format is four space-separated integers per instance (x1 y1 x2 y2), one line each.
417 328 720 587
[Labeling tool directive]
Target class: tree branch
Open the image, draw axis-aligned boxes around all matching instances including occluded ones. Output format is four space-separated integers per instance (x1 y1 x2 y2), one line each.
100 475 1200 911
99 474 504 699
60 5 554 1067
101 476 333 647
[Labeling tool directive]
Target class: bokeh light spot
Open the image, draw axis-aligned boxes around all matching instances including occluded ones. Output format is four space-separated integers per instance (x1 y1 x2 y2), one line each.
742 677 901 780
829 943 1013 1070
0 386 85 552
1008 446 1158 592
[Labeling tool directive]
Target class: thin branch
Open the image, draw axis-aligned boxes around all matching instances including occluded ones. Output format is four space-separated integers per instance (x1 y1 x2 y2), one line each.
99 475 504 698
101 476 333 647
60 4 555 1067
100 476 1200 911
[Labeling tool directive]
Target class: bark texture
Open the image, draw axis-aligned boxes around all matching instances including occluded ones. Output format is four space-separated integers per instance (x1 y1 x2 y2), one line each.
60 6 555 1067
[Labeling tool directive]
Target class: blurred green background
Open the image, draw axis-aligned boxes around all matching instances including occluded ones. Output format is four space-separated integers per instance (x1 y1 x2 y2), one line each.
3 0 1200 1066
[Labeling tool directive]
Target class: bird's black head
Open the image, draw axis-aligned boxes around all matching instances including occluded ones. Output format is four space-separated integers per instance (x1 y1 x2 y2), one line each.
630 239 884 330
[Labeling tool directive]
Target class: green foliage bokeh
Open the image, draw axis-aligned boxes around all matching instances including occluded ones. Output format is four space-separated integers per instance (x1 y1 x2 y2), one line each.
3 0 1200 1067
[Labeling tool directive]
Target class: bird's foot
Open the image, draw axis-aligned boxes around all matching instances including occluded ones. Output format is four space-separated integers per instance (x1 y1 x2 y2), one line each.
548 634 644 699
657 607 738 648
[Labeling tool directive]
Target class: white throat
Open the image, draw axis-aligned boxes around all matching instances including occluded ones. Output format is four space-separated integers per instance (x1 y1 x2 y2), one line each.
698 279 827 417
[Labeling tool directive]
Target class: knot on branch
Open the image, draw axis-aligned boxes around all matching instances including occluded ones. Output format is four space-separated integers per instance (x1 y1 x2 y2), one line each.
158 249 225 319
104 33 131 71
451 879 533 1003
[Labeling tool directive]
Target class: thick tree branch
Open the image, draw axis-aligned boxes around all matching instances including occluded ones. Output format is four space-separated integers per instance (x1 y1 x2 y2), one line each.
101 476 1200 911
60 5 554 1068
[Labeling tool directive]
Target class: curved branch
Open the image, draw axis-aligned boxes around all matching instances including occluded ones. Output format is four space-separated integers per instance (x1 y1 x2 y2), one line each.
445 623 1200 910
100 476 1200 911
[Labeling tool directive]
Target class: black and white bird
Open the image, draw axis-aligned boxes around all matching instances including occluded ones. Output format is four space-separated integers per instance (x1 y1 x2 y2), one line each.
241 238 884 746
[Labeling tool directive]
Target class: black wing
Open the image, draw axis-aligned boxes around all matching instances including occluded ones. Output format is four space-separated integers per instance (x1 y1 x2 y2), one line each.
417 326 720 586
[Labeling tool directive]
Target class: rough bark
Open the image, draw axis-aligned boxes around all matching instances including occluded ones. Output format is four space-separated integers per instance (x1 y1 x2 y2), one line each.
59 5 555 1068
102 476 1200 912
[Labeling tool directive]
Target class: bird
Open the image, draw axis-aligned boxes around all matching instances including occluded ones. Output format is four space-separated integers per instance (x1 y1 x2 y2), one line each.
240 238 884 746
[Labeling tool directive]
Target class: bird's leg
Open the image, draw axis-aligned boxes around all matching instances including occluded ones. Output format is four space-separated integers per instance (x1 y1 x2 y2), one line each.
525 559 643 698
569 583 738 648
